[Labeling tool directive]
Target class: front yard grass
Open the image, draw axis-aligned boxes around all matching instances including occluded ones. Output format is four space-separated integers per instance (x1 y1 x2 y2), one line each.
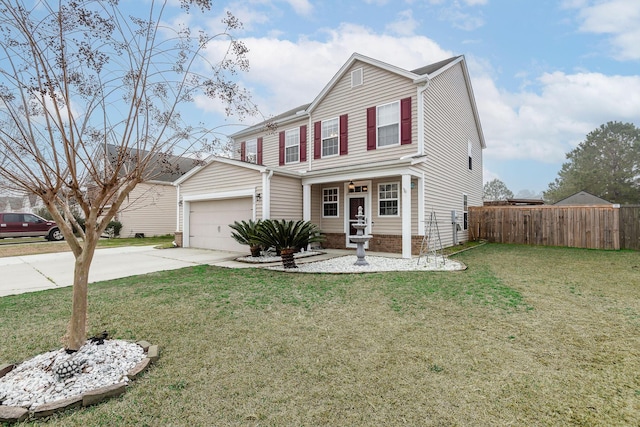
1 244 639 426
0 235 175 258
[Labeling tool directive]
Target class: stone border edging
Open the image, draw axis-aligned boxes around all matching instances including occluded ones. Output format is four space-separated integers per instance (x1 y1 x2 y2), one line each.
0 340 159 423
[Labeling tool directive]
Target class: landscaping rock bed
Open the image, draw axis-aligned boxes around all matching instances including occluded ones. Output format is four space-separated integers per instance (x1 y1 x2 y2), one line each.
268 255 466 273
0 339 158 423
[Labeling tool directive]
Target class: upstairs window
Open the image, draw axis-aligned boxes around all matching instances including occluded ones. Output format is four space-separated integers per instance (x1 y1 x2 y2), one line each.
377 101 400 147
378 182 399 216
245 139 257 164
323 187 339 217
322 118 339 157
285 128 300 164
468 140 473 170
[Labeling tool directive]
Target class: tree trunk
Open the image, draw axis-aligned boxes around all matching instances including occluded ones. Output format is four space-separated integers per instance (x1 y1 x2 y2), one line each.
280 248 297 269
66 235 99 351
250 245 261 257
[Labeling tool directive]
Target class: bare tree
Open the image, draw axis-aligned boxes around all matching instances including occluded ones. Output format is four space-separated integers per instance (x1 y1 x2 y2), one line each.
483 178 514 201
0 0 255 350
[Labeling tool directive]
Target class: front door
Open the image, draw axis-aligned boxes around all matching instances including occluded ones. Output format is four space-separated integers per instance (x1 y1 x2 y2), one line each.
347 196 369 248
349 197 365 236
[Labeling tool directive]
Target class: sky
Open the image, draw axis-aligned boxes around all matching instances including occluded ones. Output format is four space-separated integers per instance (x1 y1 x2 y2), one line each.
168 0 640 197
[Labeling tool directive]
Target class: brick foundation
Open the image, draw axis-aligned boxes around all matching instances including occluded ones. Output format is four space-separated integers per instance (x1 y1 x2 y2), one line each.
321 233 423 255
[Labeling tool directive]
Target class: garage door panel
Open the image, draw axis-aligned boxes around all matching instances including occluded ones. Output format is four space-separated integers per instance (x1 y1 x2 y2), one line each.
189 198 253 251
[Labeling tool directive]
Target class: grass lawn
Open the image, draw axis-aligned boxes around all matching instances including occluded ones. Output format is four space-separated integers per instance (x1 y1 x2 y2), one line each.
1 244 639 426
0 235 175 258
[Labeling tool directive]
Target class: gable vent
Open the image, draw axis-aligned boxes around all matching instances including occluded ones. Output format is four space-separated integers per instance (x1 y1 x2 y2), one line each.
351 68 363 87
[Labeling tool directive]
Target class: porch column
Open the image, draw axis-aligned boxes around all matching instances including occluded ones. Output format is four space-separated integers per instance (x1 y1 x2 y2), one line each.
262 171 272 219
303 184 311 222
182 200 191 247
402 174 412 258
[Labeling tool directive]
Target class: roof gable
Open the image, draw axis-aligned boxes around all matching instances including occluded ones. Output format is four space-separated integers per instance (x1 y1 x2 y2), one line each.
230 52 485 149
554 191 612 205
173 155 267 185
105 144 201 183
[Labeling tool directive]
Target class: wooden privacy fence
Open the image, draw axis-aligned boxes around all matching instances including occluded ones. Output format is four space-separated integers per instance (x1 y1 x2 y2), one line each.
469 205 622 250
619 206 640 250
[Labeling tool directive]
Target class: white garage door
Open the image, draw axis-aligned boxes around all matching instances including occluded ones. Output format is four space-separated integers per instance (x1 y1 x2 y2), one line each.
189 198 253 251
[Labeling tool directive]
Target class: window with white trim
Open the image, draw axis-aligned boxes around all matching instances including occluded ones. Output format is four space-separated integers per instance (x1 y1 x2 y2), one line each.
351 68 363 87
378 182 399 216
463 194 468 230
323 187 339 217
285 128 300 164
246 139 257 164
377 101 400 147
322 118 339 157
468 140 473 170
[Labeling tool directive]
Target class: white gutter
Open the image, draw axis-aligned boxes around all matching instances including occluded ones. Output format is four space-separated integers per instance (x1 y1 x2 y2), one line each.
416 78 430 157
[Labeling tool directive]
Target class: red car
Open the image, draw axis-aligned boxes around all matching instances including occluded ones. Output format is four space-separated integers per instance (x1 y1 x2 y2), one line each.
0 212 64 241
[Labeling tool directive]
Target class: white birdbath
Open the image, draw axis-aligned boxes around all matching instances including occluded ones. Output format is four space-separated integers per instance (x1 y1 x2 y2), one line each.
350 206 372 266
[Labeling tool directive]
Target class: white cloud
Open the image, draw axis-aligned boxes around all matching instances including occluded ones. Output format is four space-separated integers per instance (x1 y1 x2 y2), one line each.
203 23 453 118
285 0 313 16
198 20 640 170
482 167 500 184
572 0 640 60
436 0 486 31
385 10 420 36
469 57 640 163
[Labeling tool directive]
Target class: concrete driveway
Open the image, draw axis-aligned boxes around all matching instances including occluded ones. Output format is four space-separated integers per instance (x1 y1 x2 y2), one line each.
0 246 248 297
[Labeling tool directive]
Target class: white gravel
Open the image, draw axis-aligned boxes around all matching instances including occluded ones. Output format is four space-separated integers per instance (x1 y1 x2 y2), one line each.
0 340 145 410
268 255 465 273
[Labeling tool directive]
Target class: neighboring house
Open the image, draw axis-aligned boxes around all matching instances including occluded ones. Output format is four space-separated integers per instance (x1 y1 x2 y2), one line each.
104 144 200 237
0 194 40 213
175 53 486 257
554 191 612 206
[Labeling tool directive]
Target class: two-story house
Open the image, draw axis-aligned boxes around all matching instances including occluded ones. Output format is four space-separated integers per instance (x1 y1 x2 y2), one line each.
174 53 486 258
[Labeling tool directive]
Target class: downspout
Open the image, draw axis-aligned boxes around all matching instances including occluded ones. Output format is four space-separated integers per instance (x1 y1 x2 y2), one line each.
416 78 430 157
416 78 430 237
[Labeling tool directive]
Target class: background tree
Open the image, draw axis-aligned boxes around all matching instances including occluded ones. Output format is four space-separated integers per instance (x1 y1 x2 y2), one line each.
515 189 543 200
544 122 640 204
483 178 514 201
0 0 255 351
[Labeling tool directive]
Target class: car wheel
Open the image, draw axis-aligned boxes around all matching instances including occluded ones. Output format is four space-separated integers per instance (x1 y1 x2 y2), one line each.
49 228 64 241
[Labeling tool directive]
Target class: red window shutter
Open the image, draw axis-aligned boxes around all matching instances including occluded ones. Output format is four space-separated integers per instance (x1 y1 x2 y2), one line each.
278 131 285 166
366 107 376 150
257 137 263 164
240 141 246 161
314 121 321 159
401 97 412 145
299 125 307 162
339 114 348 155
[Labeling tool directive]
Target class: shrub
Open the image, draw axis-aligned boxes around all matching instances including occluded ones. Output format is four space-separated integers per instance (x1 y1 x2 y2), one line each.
106 220 123 238
255 219 324 268
229 219 263 257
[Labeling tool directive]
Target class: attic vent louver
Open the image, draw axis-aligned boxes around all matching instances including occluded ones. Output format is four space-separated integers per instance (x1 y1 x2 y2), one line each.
351 68 363 88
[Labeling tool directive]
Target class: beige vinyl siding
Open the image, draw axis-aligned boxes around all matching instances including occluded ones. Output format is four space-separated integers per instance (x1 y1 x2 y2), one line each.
310 185 322 227
269 174 302 219
371 178 401 235
423 62 484 247
310 61 418 170
117 182 177 237
232 118 310 172
178 162 262 231
265 119 309 171
314 183 344 233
